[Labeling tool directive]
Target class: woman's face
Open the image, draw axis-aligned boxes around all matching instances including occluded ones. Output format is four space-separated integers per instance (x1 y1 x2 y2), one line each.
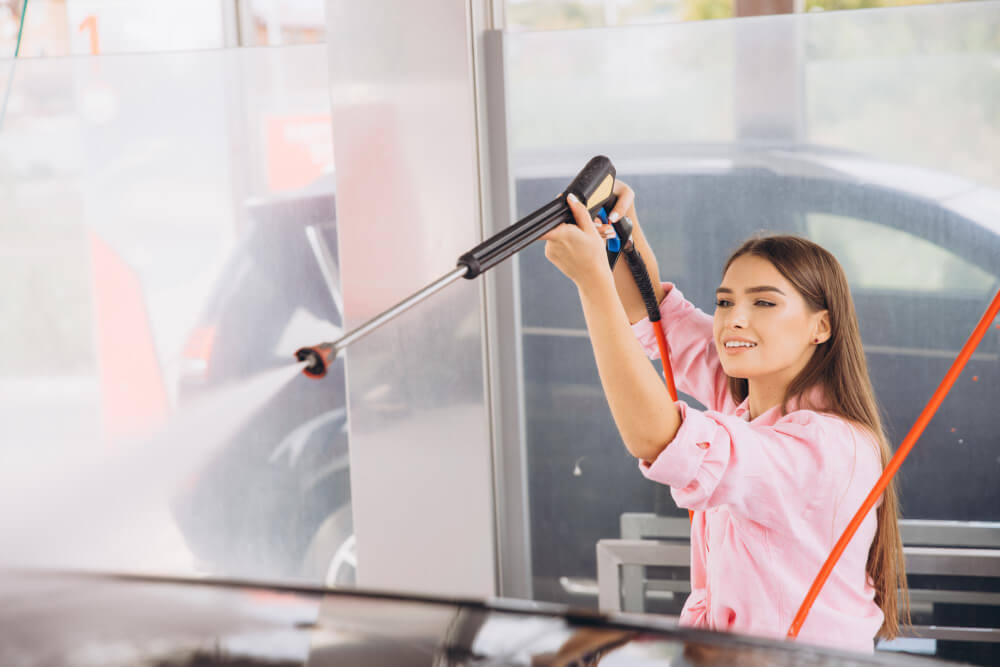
713 255 829 385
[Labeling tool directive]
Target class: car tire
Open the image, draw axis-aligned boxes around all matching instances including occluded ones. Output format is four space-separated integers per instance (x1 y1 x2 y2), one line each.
301 503 356 587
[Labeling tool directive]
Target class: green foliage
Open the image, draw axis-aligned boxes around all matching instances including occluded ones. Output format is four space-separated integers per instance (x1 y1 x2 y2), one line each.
504 0 982 30
805 0 963 11
683 0 734 21
505 2 604 30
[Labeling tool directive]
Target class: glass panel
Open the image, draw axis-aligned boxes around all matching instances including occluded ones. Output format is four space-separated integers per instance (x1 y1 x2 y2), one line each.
324 0 495 598
502 5 1000 660
504 0 725 29
239 0 327 46
506 22 737 153
1 2 25 58
0 44 350 587
502 0 980 31
6 0 229 57
2 0 326 55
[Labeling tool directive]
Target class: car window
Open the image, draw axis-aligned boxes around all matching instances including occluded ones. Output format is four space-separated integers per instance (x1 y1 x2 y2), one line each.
807 213 998 296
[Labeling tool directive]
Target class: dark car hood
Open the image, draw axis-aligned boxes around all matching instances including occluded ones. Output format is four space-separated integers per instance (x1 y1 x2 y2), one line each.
0 570 950 666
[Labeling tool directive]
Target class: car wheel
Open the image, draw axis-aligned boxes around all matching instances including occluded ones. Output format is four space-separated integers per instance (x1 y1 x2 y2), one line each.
301 503 356 587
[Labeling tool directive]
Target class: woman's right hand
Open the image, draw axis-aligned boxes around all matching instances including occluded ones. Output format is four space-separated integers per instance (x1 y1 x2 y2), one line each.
604 179 668 324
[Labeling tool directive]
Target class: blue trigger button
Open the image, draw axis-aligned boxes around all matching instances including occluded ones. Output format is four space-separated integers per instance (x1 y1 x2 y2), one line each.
597 207 620 251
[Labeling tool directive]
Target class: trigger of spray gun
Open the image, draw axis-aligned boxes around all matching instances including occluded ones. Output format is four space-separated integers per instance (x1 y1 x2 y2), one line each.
596 205 633 269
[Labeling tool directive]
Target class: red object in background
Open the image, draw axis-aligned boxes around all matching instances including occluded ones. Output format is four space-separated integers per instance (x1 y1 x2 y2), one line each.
265 114 333 192
88 230 169 444
79 15 100 55
181 325 217 373
333 103 439 324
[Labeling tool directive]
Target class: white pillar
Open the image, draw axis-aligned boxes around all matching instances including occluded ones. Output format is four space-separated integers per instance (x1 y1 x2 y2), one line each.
324 0 503 598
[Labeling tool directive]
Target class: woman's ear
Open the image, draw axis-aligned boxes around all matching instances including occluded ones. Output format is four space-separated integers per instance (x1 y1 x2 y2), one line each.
812 310 831 345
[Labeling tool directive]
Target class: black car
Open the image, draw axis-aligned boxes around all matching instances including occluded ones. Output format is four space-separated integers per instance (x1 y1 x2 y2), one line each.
172 180 354 586
0 569 954 666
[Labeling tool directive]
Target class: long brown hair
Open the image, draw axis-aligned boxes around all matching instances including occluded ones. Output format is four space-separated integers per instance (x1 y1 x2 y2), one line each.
723 235 908 640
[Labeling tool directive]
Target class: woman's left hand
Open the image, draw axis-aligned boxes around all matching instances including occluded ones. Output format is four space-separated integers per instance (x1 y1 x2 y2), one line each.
540 193 615 291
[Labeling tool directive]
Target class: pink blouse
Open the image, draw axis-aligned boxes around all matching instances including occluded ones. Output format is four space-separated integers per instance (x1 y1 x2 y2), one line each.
631 283 885 654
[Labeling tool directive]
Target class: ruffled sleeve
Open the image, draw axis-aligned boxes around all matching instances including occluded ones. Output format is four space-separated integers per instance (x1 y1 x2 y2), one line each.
639 403 871 531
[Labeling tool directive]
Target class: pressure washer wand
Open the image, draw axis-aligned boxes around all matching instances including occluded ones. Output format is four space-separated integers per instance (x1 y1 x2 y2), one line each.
296 156 620 378
295 267 469 377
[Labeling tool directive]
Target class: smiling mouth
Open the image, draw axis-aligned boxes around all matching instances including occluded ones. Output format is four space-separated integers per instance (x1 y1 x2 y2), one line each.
724 341 757 349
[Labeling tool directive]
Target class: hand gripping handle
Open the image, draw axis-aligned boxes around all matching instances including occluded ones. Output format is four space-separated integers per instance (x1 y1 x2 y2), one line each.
457 156 617 278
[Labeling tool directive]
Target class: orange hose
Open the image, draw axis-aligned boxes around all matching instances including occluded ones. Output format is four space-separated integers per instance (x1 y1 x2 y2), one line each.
653 321 677 402
787 287 1000 639
652 319 692 522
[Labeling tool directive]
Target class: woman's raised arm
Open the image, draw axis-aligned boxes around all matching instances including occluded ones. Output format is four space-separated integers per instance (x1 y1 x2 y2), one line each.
541 193 681 461
604 182 734 413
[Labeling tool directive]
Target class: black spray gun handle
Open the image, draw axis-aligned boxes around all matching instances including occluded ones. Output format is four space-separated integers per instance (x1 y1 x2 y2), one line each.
458 155 620 278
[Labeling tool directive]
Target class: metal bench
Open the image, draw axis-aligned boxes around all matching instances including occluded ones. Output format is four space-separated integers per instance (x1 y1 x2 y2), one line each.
597 513 1000 644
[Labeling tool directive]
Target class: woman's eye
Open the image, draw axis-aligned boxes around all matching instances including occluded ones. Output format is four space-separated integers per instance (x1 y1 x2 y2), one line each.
755 300 776 307
715 299 732 308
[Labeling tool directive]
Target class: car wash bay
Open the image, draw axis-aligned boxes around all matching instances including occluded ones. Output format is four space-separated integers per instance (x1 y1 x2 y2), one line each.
1 1 998 665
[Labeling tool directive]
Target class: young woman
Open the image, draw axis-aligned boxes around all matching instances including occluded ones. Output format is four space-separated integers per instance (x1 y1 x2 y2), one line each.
541 181 907 653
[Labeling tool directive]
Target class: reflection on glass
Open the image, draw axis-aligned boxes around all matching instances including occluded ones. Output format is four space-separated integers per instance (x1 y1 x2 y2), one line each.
0 0 326 56
502 0 981 32
2 0 230 57
0 44 350 588
241 0 326 46
5 571 926 666
504 0 711 30
808 214 997 295
0 1 24 58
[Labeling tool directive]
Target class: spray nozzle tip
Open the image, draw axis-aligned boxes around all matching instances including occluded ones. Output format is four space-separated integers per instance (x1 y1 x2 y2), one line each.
295 343 334 379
